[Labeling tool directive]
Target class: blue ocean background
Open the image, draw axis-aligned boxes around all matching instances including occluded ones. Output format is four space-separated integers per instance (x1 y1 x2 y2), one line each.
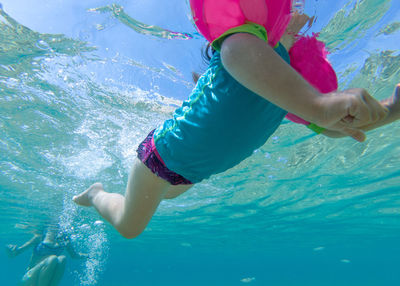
0 0 399 285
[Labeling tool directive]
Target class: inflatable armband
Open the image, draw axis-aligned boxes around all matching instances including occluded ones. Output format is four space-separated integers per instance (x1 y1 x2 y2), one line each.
190 0 292 47
286 34 338 126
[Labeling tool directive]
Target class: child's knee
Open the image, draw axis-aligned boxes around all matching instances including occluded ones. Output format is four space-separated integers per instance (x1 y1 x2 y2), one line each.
118 225 146 239
45 255 59 268
57 255 66 266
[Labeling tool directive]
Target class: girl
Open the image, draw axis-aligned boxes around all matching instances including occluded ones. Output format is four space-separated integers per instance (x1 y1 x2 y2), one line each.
6 226 87 286
73 1 397 239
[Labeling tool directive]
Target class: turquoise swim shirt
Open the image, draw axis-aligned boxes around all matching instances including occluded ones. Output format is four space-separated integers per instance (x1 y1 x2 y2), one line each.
153 23 289 183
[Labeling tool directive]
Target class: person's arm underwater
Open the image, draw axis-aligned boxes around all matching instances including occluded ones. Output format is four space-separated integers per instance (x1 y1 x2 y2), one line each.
220 33 388 142
6 234 41 257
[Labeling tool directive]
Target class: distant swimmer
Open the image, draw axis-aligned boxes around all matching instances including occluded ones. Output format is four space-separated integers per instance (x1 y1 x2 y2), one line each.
73 0 399 240
6 224 87 286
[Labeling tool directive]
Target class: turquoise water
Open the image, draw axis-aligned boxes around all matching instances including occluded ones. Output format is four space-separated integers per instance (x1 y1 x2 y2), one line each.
1 0 399 285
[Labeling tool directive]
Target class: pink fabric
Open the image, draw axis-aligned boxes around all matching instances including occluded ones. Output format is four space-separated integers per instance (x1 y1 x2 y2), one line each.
285 34 338 125
289 34 338 94
285 113 310 125
137 130 193 185
151 136 166 165
190 0 292 47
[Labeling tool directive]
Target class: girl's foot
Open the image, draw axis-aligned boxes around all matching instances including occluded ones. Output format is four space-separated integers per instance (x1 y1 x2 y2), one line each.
73 183 104 207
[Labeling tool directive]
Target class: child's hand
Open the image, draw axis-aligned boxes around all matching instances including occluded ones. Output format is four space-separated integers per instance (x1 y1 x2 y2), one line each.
286 12 313 36
5 244 18 257
316 88 389 142
281 12 314 50
351 84 400 131
321 84 399 139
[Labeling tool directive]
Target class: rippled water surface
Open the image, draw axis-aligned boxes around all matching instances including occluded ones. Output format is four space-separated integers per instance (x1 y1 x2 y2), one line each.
1 0 399 285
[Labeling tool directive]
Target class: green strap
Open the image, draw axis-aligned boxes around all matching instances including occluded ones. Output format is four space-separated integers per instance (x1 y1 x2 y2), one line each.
211 22 268 51
307 123 325 134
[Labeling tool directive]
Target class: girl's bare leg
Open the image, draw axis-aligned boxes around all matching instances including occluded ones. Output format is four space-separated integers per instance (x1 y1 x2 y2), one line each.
21 255 61 286
73 158 176 238
164 184 193 199
49 256 66 286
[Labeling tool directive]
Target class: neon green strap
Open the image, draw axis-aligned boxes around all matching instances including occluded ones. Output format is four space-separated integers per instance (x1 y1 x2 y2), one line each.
307 123 325 134
211 22 268 51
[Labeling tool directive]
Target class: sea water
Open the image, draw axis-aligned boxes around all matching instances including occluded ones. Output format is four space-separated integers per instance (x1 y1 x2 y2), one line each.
0 0 399 285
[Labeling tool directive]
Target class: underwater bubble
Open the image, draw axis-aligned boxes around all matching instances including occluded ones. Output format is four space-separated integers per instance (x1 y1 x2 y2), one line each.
96 24 105 31
35 39 51 51
241 277 256 283
80 224 90 229
277 157 288 163
272 136 280 143
94 220 104 226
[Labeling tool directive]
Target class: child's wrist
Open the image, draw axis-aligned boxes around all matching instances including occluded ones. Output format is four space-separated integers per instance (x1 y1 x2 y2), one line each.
310 91 349 128
305 92 327 126
307 123 325 134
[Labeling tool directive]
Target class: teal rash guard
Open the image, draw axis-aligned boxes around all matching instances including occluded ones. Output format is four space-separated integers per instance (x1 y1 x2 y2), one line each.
153 43 290 183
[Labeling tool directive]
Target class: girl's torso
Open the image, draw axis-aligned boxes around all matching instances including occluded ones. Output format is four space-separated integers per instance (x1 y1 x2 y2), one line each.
29 239 66 269
153 44 290 183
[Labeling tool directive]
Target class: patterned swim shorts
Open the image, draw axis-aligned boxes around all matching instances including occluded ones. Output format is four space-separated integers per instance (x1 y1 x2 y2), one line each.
136 130 193 185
